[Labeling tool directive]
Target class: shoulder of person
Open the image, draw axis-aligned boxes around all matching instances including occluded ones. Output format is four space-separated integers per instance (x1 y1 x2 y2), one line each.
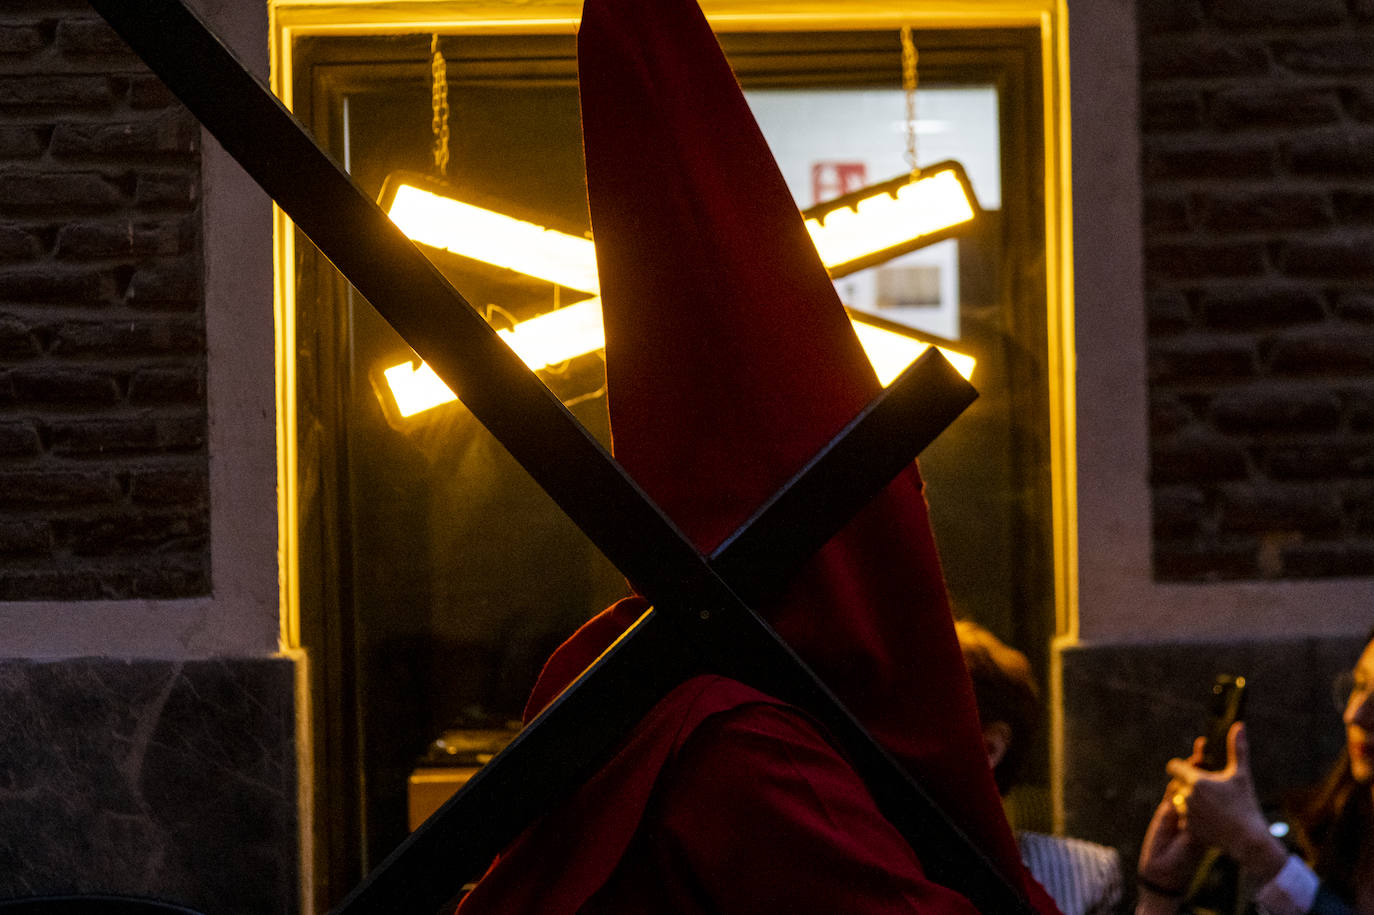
1018 831 1123 915
1019 830 1122 869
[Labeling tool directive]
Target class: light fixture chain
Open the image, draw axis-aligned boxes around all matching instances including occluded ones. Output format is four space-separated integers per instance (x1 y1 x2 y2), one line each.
430 34 450 176
901 26 919 177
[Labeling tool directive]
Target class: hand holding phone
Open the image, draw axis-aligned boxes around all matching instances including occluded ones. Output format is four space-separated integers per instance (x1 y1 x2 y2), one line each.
1177 673 1250 913
1199 674 1247 771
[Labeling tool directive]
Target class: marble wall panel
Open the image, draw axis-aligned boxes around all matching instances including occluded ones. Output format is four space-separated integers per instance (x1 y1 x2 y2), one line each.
0 657 297 915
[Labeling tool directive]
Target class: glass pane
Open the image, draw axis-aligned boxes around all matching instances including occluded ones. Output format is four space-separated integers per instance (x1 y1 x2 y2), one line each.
303 32 1049 868
746 85 1037 637
340 77 625 865
746 86 1000 340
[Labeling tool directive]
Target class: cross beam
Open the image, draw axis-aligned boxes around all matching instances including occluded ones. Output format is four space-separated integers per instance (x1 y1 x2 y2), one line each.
85 3 1033 913
342 351 983 914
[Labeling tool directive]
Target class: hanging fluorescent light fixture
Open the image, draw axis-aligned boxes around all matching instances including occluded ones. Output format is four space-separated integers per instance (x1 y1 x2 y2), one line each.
799 160 981 279
383 297 607 418
846 307 975 386
383 360 459 419
381 174 600 293
377 171 978 417
382 296 972 419
382 166 980 291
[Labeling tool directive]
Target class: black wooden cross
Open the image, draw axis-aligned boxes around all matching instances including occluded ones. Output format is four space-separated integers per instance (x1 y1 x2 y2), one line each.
86 3 1034 913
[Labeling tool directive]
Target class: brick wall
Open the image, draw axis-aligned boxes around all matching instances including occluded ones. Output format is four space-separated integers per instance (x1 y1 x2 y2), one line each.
1141 0 1374 580
0 2 207 599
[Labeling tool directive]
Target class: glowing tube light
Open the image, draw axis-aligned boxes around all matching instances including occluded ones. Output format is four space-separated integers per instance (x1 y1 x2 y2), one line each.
384 298 972 418
499 296 605 369
386 182 600 293
383 162 980 293
379 167 981 417
384 360 458 418
849 316 976 386
801 161 981 279
385 297 606 418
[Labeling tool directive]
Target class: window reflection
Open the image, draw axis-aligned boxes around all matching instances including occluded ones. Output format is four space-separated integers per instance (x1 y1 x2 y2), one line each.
296 32 1051 875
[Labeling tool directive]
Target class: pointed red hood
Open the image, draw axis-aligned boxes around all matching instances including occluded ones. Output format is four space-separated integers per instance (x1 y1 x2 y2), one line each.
523 0 1034 898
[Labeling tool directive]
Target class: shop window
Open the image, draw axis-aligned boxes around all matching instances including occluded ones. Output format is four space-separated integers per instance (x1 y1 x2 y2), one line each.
289 27 1051 903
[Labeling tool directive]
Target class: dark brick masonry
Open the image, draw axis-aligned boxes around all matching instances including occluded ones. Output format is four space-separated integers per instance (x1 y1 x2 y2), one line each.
0 2 208 599
1141 0 1374 580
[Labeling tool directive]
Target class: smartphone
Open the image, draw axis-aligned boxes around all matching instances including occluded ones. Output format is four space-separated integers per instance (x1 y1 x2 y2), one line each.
1185 674 1251 910
1199 673 1247 771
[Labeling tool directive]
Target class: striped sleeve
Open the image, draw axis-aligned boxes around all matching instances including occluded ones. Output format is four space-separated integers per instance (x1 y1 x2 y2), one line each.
1018 830 1124 915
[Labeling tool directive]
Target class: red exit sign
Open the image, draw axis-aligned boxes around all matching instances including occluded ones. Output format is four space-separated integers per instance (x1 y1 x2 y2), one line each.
811 161 867 204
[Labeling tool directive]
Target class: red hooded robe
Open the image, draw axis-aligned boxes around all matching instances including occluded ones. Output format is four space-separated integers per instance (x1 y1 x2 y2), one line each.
457 0 1061 911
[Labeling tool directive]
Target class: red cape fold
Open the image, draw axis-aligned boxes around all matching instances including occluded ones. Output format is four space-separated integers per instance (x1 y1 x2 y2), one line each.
457 0 1057 910
462 669 1059 913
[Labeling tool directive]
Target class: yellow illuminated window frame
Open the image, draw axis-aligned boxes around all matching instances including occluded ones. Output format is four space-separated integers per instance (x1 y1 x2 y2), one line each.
270 0 1075 756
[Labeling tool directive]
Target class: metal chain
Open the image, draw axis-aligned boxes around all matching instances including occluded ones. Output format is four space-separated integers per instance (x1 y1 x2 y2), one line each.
901 25 919 177
430 34 450 176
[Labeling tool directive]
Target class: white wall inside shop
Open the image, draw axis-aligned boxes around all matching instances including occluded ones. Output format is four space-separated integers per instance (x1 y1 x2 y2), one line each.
748 86 999 345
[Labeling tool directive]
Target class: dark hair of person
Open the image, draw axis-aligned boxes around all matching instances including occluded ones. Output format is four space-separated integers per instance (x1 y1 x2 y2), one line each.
1291 626 1374 902
955 620 1041 794
1293 747 1370 902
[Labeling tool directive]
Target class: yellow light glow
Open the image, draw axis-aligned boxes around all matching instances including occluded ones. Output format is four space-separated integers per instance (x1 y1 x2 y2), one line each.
384 300 973 417
381 173 978 416
804 168 975 271
386 167 977 296
388 184 600 293
848 318 976 386
384 360 458 418
499 296 605 369
384 298 606 417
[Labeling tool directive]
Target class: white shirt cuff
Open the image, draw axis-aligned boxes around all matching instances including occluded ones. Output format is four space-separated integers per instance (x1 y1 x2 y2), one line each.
1255 854 1320 915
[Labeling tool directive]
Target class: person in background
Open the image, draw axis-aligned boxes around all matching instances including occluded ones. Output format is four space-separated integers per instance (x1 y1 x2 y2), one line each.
957 620 1125 915
1136 627 1374 914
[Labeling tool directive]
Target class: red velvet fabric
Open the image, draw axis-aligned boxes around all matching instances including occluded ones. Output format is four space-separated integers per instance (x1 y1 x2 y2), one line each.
455 0 1061 910
463 674 987 913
